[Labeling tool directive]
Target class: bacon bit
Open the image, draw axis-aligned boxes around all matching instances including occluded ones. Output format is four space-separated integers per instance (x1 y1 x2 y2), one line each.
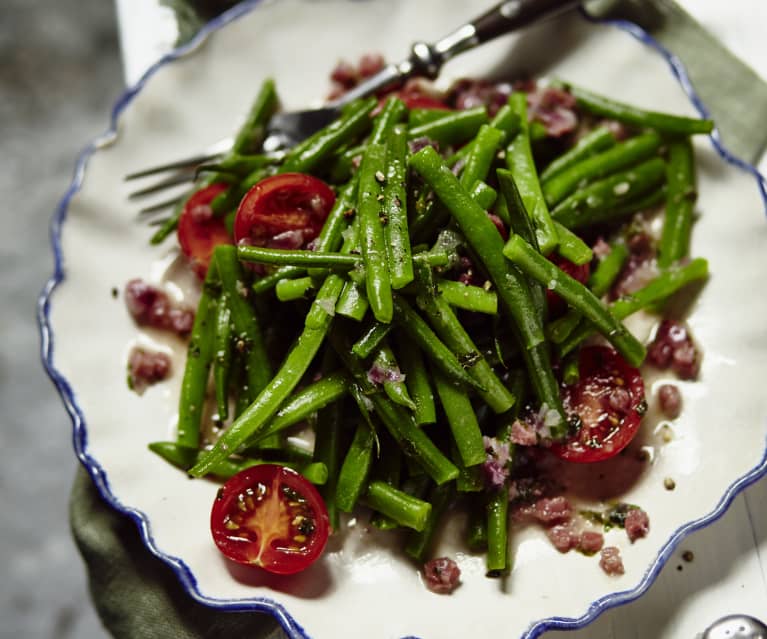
510 419 538 446
124 279 194 336
647 320 701 380
578 530 605 555
527 87 578 137
447 78 512 116
599 546 625 575
330 60 358 88
592 237 612 259
422 557 461 594
546 523 578 553
625 508 650 543
513 496 572 525
128 347 171 395
358 53 385 78
658 383 682 419
611 230 658 300
269 229 310 250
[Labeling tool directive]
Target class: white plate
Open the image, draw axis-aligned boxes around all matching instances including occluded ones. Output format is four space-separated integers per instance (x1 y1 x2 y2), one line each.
40 1 767 637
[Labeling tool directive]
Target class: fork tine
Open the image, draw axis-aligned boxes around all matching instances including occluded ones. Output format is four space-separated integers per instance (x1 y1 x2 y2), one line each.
125 154 220 181
128 173 197 199
138 193 188 215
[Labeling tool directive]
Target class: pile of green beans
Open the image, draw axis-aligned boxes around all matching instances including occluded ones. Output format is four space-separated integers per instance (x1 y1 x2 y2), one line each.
147 77 712 578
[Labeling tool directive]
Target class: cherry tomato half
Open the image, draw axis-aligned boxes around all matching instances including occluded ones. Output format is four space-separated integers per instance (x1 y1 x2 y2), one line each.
210 464 330 575
233 173 336 249
551 346 646 463
547 254 590 317
177 182 233 278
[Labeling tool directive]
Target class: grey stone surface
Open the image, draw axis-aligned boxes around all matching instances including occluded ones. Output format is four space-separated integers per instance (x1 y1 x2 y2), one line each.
1 1 122 637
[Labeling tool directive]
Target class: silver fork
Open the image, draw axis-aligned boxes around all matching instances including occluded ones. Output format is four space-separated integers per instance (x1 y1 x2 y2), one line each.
126 0 582 209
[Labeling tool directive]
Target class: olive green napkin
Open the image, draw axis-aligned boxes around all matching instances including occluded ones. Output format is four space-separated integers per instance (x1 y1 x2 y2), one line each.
69 2 767 638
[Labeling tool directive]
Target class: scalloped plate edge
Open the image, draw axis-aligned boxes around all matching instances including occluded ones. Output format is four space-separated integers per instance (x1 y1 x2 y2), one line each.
36 3 767 638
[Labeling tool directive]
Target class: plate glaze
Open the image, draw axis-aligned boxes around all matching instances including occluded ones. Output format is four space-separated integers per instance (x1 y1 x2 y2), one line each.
39 1 767 637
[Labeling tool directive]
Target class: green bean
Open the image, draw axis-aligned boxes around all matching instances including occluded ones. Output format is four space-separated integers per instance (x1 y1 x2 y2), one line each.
335 280 369 321
546 242 628 344
252 266 306 295
149 442 328 483
238 246 360 269
553 221 593 266
371 343 416 410
659 137 696 267
467 500 488 551
308 178 359 269
505 92 558 254
330 330 459 485
433 369 485 467
213 294 233 420
562 352 580 385
408 108 449 128
405 482 453 561
392 295 484 392
454 447 484 493
408 106 489 147
149 190 189 244
551 157 667 229
232 77 279 154
561 82 715 135
365 481 432 532
435 279 498 315
542 132 662 206
189 274 344 477
247 371 349 444
470 181 498 211
409 146 564 427
486 485 510 577
383 123 414 289
503 234 646 367
414 266 514 413
460 124 504 189
280 97 377 174
176 263 218 448
370 96 407 145
540 126 617 182
369 434 405 530
196 153 275 181
275 276 315 301
336 420 376 512
351 321 392 359
357 142 393 323
397 334 437 425
446 102 520 167
215 245 272 399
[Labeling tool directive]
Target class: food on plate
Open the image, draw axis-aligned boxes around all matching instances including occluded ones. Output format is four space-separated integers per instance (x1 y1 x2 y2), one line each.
127 56 712 584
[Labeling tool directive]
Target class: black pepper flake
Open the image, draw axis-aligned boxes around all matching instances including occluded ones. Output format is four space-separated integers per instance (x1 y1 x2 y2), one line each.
111 287 119 299
682 550 694 563
343 207 356 218
663 477 676 491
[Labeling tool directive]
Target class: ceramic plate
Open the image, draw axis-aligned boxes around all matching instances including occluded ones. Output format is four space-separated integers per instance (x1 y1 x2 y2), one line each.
40 1 767 637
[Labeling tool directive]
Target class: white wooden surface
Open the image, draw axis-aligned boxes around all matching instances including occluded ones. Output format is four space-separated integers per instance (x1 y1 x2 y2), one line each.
113 1 767 635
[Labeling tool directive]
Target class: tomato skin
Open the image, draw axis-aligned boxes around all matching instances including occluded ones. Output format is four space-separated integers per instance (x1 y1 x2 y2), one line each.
551 346 645 463
233 173 335 250
547 255 590 316
177 182 233 279
210 464 330 575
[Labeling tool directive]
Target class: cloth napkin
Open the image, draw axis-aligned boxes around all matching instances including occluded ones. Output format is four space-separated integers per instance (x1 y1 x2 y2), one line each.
69 2 767 638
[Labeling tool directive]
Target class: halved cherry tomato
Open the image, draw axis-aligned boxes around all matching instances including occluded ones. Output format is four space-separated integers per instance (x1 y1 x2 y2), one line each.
211 464 330 575
177 182 232 278
233 173 335 249
399 94 451 111
546 254 590 317
551 346 646 463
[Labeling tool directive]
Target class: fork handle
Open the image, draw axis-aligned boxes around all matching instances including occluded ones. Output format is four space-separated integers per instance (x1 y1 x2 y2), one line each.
331 0 581 106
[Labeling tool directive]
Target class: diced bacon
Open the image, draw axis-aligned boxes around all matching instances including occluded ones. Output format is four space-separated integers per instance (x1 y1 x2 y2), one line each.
578 530 605 555
658 383 682 419
124 279 194 337
527 87 578 137
547 523 578 553
513 496 572 525
423 557 461 594
447 78 512 116
358 53 385 78
599 546 625 576
647 320 701 380
128 347 171 395
330 60 358 88
625 508 650 542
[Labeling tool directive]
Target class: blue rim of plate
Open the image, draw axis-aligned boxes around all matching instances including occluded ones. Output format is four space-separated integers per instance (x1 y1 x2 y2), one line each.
37 2 767 638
